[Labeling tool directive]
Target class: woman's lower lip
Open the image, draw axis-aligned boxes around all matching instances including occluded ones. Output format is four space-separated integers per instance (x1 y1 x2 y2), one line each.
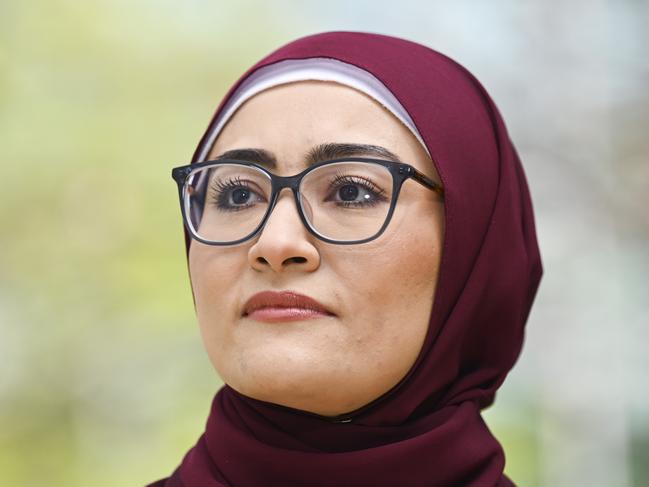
245 307 333 323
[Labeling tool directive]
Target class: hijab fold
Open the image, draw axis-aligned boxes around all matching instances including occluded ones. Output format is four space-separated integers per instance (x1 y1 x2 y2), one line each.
149 30 542 487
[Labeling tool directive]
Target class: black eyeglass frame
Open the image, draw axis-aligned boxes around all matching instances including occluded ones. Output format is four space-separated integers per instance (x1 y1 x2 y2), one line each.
171 156 445 246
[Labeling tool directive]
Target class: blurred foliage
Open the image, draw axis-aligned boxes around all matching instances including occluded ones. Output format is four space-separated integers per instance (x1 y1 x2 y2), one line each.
1 0 647 486
0 1 273 484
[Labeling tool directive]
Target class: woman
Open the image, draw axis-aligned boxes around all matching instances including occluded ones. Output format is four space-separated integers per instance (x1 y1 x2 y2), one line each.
148 31 543 486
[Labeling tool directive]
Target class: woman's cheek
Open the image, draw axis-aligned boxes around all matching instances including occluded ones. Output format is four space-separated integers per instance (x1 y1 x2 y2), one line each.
333 250 404 331
194 252 245 310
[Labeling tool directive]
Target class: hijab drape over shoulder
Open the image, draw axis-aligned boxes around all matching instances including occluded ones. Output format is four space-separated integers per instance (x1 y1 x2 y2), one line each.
149 31 543 487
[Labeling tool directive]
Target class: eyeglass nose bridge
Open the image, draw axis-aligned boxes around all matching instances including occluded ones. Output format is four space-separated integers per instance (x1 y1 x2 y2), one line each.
254 173 312 239
269 172 303 192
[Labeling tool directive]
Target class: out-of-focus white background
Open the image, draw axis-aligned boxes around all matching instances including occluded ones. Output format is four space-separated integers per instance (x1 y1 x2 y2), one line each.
1 1 647 485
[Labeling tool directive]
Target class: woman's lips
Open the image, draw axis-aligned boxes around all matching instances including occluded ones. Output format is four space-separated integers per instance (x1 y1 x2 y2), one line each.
242 290 335 323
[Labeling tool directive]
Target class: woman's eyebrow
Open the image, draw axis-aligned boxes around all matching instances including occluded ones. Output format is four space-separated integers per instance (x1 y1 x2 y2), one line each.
213 143 404 169
307 143 404 165
214 148 276 167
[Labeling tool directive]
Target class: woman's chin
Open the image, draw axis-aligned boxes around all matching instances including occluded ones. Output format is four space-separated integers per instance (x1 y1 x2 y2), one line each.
223 365 364 417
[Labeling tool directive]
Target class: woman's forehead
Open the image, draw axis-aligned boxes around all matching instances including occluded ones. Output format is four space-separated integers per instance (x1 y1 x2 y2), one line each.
207 82 438 179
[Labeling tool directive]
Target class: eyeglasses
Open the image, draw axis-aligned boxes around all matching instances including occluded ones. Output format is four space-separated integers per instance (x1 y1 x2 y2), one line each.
171 157 444 246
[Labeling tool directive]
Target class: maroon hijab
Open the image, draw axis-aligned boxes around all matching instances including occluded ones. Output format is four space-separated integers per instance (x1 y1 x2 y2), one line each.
149 31 543 487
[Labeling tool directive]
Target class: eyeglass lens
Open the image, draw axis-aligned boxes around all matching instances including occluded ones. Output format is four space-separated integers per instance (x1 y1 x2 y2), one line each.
184 161 395 243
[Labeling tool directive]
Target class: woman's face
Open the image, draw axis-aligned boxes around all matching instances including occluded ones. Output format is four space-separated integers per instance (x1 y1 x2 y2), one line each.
189 80 445 417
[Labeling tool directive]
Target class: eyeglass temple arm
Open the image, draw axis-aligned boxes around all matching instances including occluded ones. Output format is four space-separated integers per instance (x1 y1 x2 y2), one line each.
409 167 445 198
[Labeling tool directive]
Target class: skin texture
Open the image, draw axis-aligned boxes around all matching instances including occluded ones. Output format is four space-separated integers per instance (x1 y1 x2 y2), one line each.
189 80 445 417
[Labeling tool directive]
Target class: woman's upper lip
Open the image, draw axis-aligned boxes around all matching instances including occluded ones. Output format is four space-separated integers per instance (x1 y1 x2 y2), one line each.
242 291 334 316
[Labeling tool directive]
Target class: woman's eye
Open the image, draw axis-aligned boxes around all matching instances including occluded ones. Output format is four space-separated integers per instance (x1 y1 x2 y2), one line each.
338 184 361 201
325 176 388 208
210 179 266 211
228 187 254 204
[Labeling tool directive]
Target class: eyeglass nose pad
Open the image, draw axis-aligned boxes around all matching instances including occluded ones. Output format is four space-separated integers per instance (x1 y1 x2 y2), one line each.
299 193 314 224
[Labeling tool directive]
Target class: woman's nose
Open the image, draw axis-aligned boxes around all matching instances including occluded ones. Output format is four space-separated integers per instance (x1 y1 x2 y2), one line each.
247 190 320 273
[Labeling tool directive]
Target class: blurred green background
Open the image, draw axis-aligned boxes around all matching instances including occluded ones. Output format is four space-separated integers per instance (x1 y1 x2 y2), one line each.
1 0 647 486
